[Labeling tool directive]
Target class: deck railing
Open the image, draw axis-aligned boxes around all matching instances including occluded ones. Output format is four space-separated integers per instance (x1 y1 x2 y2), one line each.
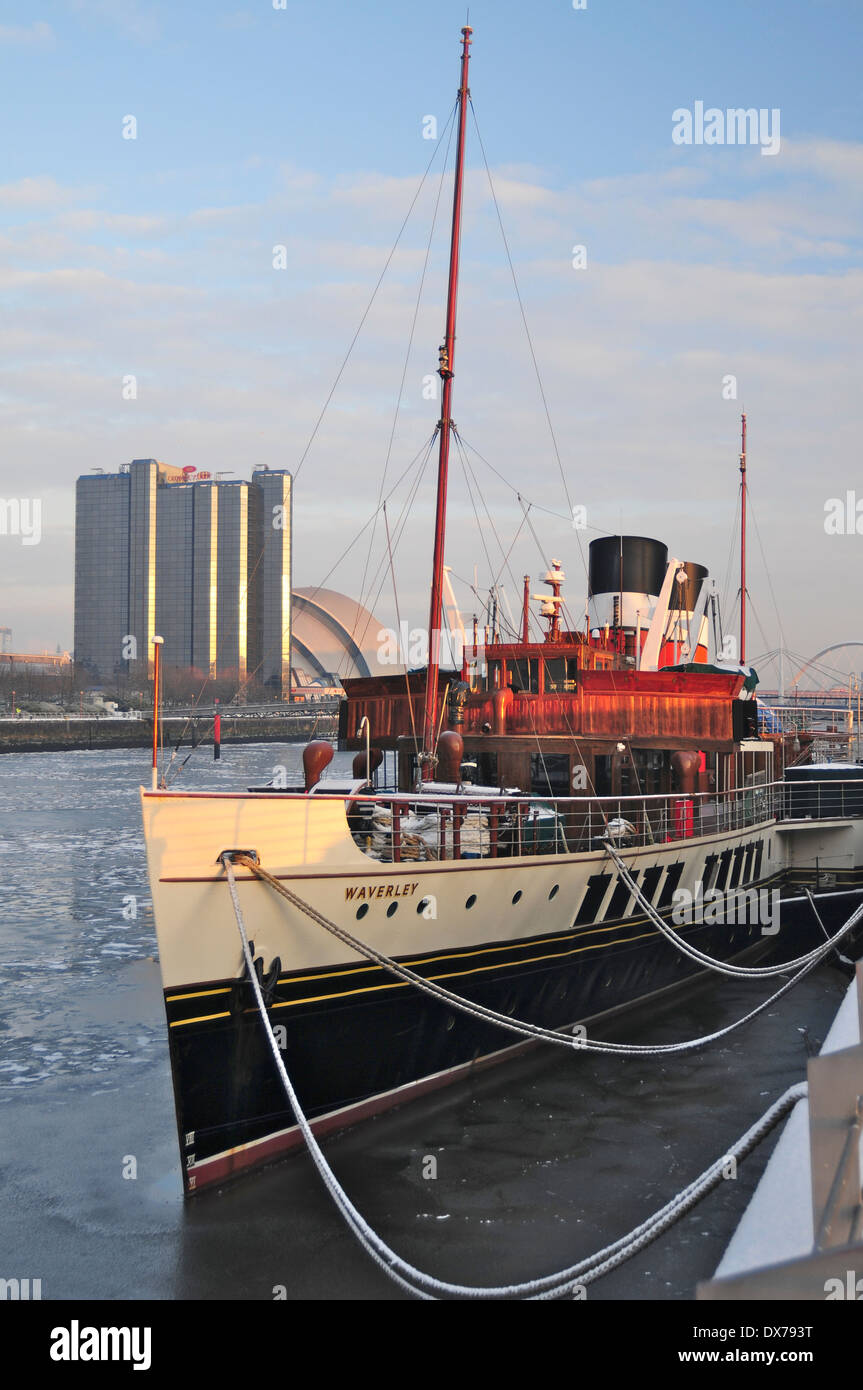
334 780 786 862
782 778 863 821
334 776 863 862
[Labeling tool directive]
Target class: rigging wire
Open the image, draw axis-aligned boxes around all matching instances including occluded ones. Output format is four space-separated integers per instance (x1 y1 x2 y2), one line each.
180 105 456 721
162 673 217 785
351 106 459 657
293 102 458 485
719 487 741 630
451 431 612 533
452 434 498 603
456 442 542 641
366 448 438 638
469 99 590 597
515 490 583 637
168 432 439 747
348 434 440 662
747 488 789 659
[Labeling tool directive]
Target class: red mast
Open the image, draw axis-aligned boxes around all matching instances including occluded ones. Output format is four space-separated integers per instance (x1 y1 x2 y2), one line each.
421 24 473 781
739 411 747 665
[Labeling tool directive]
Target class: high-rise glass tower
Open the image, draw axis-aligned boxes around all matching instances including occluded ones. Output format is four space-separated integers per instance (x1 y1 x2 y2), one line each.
247 468 292 696
74 460 292 695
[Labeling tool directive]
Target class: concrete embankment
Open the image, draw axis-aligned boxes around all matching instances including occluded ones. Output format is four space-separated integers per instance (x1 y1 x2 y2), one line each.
0 715 337 754
701 961 863 1299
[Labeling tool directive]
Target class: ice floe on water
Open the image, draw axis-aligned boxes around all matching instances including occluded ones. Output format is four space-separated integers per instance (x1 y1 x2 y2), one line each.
0 743 312 1093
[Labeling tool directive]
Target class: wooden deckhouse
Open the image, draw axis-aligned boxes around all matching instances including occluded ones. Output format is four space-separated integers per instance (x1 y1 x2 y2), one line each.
340 585 764 809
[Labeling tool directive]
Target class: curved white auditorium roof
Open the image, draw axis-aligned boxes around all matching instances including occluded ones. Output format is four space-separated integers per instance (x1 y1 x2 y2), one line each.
291 587 391 681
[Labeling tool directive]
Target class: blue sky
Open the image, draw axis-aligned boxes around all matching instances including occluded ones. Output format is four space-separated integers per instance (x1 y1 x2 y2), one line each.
2 0 863 681
4 2 861 195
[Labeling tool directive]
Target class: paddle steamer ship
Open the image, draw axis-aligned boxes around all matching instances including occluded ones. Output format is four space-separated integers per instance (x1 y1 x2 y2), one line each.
140 27 863 1194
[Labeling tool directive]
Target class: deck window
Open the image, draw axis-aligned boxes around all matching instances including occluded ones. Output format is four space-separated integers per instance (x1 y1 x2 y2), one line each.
530 753 570 796
464 756 497 789
594 755 613 797
510 659 540 694
542 658 567 692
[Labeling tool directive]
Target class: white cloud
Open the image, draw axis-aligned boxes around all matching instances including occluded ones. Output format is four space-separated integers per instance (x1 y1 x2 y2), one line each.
774 137 863 191
57 210 173 238
62 0 161 43
0 176 87 208
2 150 862 656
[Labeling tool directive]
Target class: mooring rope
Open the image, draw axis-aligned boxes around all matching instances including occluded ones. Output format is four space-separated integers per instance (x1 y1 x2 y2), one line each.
602 841 863 979
220 853 809 1300
230 854 857 1059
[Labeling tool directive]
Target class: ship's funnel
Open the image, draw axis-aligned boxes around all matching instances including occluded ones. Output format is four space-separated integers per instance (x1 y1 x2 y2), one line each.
587 535 667 631
660 560 709 665
670 561 708 615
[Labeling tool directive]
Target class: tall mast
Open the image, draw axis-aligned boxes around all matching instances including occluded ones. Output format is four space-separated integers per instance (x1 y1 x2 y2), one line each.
739 411 747 665
421 24 472 781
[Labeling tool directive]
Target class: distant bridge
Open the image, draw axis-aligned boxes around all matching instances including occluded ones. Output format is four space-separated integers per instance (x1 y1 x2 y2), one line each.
752 643 863 705
789 643 863 692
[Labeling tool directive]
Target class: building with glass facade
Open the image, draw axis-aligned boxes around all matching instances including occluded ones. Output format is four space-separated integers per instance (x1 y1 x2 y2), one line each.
247 468 292 695
74 460 292 695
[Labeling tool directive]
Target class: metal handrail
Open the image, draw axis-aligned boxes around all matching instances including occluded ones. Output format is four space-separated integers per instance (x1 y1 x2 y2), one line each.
330 776 863 862
348 781 788 861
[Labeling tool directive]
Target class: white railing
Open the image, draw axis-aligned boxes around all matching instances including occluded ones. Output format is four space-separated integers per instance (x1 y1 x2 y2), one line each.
339 780 788 862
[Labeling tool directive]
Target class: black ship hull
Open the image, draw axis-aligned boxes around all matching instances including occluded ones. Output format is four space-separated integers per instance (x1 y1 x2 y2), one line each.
166 886 819 1194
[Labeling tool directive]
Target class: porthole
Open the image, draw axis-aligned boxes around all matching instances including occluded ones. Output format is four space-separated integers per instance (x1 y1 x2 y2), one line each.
512 890 523 905
386 902 398 918
548 884 559 900
417 897 430 915
465 894 477 910
356 903 369 920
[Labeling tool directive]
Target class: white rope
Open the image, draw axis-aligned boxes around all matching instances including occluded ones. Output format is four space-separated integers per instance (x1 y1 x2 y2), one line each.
233 856 854 1059
220 853 809 1300
602 841 863 979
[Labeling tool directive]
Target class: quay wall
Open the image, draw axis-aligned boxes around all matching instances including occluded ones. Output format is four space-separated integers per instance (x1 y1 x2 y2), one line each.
0 715 337 754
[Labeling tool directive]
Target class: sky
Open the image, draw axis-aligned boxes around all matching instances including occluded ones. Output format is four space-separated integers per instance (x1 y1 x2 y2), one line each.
2 0 863 686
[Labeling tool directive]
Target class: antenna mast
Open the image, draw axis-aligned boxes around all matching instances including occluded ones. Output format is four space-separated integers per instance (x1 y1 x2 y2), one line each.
421 24 473 781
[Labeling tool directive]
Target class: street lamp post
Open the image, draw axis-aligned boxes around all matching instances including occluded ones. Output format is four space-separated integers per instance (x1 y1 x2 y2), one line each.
152 636 164 791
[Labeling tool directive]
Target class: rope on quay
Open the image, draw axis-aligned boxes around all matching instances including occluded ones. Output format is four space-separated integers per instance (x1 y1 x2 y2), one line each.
602 840 863 979
221 852 811 1300
229 854 859 1059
